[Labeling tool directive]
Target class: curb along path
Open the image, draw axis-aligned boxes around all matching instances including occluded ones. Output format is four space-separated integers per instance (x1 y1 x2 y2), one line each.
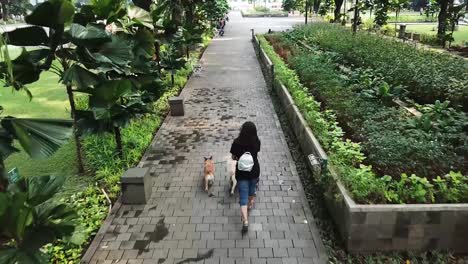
84 12 327 264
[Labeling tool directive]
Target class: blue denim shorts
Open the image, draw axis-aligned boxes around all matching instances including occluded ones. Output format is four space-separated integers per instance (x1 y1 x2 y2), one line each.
238 179 258 206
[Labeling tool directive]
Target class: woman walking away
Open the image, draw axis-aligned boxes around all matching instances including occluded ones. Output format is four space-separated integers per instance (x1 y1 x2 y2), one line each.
230 121 261 233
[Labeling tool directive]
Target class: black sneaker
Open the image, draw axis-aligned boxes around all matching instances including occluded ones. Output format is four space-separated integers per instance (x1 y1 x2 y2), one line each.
241 221 249 233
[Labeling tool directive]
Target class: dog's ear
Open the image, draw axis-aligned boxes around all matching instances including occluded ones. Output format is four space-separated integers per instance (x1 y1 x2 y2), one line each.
209 156 213 160
204 157 208 161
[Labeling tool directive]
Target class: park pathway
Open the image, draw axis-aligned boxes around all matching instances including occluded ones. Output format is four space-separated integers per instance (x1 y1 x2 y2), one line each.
84 12 327 264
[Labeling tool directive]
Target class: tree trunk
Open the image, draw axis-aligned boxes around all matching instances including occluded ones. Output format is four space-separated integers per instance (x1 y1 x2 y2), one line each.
171 73 175 86
66 82 85 174
334 0 344 22
186 46 190 59
132 0 152 11
394 9 399 35
0 157 7 192
0 0 8 21
314 0 321 13
114 126 123 159
305 1 309 24
155 42 161 74
185 4 194 27
352 0 360 32
437 0 449 47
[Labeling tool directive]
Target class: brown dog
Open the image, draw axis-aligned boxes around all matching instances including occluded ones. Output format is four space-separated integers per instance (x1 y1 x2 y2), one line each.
204 156 215 192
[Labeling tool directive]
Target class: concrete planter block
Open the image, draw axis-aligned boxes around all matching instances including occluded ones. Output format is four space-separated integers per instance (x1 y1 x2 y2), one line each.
121 167 151 204
398 24 406 38
169 96 184 116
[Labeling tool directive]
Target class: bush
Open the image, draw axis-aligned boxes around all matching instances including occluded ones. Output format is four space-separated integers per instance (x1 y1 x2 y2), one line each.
254 6 270 12
419 33 439 46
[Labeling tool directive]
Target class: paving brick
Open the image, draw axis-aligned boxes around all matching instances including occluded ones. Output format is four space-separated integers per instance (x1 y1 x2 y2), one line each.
229 248 244 258
244 248 259 258
204 258 221 264
122 249 138 259
213 248 228 257
168 248 183 258
221 239 235 248
107 250 123 260
177 240 193 249
215 231 229 240
258 248 274 258
207 239 221 248
251 258 267 264
196 224 210 232
183 248 197 258
236 258 251 264
236 239 250 248
274 248 289 257
201 231 215 240
282 257 299 264
193 239 208 249
249 239 265 248
287 248 303 257
264 239 279 248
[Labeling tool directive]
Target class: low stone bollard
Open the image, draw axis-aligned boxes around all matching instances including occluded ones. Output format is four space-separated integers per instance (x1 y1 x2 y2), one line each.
405 32 412 40
169 96 184 116
398 24 406 39
121 167 151 204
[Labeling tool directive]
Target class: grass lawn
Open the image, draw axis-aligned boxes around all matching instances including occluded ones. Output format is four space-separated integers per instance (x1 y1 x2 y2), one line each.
1 46 89 192
404 24 468 46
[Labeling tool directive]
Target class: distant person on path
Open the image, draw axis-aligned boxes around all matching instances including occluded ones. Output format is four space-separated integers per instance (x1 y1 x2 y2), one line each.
230 121 261 233
218 18 226 36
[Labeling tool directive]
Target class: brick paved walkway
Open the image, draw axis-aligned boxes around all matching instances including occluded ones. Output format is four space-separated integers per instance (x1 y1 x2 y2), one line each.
84 12 326 264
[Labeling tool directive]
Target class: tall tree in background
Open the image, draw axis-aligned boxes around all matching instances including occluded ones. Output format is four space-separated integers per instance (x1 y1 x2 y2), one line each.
0 0 9 21
374 0 390 26
391 0 410 32
334 0 345 21
437 0 452 47
314 0 322 12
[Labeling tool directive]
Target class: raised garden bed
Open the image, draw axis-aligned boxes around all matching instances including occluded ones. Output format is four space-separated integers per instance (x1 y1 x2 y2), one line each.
252 33 468 253
289 24 468 111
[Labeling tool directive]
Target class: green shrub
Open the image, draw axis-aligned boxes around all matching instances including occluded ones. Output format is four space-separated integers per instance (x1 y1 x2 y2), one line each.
254 6 270 12
419 33 439 46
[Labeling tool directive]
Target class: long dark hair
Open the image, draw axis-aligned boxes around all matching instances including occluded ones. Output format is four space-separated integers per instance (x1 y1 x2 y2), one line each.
236 121 260 148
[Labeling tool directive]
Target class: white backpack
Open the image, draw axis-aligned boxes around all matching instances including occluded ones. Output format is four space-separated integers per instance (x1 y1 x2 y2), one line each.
237 152 254 172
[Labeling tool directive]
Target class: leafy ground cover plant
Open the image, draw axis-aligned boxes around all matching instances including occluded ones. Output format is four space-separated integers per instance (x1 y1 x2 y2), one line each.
288 23 468 111
0 176 77 264
257 34 468 204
